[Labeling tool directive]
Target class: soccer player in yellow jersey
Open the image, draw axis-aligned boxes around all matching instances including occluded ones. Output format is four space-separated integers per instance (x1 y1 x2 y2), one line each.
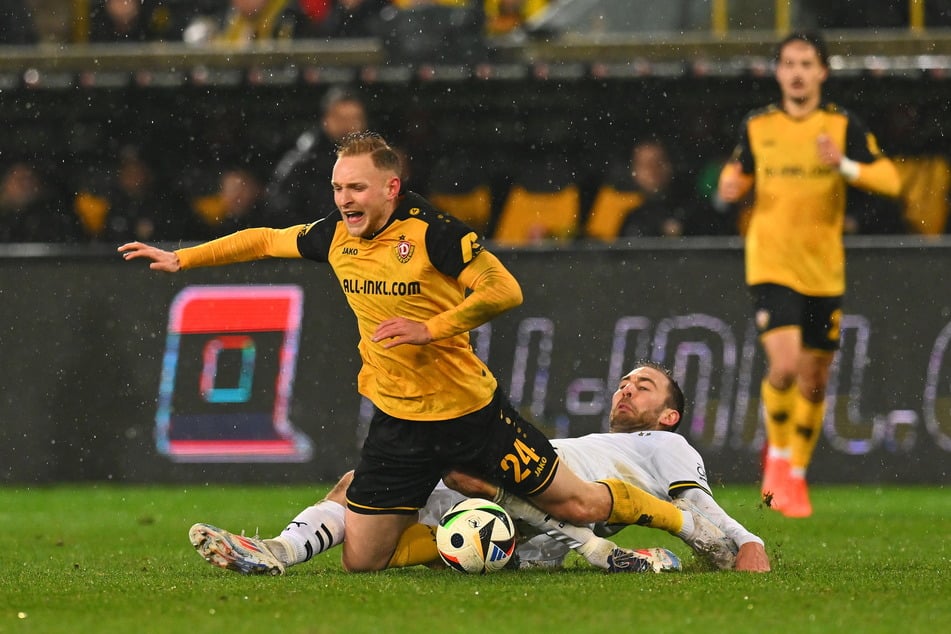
717 32 901 518
120 132 732 573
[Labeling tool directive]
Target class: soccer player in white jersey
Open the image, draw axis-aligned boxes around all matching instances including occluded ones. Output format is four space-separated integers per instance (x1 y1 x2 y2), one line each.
191 363 770 574
437 362 769 572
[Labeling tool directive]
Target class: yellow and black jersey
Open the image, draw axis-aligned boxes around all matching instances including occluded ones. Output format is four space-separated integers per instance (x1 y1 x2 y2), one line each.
731 102 897 296
296 192 500 420
174 191 521 421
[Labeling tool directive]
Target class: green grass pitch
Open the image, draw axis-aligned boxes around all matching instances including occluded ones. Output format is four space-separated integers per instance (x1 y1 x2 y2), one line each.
1 484 948 634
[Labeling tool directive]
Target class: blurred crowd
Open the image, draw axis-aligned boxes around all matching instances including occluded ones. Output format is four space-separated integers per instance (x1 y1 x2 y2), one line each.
3 84 945 247
1 1 949 244
0 0 553 46
4 1 949 46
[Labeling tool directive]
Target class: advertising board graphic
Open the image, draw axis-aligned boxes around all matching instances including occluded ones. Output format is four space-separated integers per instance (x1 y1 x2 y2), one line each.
155 285 312 462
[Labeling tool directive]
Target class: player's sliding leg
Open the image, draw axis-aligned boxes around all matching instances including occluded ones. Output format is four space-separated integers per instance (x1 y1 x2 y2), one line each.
267 498 348 565
189 523 287 575
596 478 735 568
451 468 734 570
189 500 347 575
189 472 353 574
386 523 440 567
496 492 680 573
268 470 352 565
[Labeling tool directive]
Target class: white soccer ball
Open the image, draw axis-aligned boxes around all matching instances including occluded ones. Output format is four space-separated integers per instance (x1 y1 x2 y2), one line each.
435 498 516 574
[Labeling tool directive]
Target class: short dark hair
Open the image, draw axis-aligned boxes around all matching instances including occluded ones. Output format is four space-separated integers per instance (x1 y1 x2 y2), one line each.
776 31 829 67
320 86 364 115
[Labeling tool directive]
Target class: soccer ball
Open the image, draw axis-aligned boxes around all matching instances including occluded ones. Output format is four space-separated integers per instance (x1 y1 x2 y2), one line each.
435 498 517 574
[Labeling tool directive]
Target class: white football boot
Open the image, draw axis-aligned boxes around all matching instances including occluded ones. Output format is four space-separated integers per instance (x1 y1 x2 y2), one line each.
606 547 681 573
189 523 286 576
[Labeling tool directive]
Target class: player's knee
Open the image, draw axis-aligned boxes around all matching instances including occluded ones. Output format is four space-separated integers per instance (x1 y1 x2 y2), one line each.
341 544 390 573
767 365 797 388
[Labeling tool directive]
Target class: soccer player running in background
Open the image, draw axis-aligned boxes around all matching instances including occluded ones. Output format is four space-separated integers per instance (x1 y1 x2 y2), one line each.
186 363 769 574
120 132 731 575
717 32 900 518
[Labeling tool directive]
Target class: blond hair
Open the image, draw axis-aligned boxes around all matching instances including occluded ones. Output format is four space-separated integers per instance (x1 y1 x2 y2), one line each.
336 132 401 175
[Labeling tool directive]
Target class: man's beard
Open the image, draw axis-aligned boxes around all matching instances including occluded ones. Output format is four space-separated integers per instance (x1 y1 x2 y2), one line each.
609 410 655 432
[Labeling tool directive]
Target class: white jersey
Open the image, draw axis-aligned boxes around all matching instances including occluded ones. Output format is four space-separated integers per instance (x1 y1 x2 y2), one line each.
549 431 710 501
421 429 763 567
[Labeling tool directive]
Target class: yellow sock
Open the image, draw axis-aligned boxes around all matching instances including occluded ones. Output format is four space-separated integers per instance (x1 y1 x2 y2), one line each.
387 523 440 568
761 379 796 450
598 478 684 534
789 393 825 472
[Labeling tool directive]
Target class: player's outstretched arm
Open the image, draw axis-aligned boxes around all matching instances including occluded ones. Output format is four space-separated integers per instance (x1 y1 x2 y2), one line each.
680 489 770 572
118 242 181 272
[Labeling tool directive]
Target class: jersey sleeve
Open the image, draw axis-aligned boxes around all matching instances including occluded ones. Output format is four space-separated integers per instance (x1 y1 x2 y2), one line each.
423 208 484 278
844 113 879 162
175 226 304 269
843 112 902 197
655 434 712 498
731 114 755 175
680 488 764 550
295 211 340 262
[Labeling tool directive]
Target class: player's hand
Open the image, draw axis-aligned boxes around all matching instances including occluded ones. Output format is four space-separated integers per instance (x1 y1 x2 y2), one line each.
716 161 750 203
118 242 181 272
816 133 843 167
734 541 771 572
372 316 433 348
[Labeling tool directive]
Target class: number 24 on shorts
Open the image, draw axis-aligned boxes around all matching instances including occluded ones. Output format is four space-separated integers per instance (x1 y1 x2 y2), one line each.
500 438 541 482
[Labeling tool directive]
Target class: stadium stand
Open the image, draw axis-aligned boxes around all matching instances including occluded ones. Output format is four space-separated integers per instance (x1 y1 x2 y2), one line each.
492 154 581 246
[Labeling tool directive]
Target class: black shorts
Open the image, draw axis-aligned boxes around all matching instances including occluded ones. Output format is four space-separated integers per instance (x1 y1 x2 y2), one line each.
749 283 842 351
346 388 560 515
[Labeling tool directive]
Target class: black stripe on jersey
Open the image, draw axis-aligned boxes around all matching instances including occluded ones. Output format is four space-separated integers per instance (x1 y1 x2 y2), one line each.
296 209 342 262
397 191 482 279
669 480 712 498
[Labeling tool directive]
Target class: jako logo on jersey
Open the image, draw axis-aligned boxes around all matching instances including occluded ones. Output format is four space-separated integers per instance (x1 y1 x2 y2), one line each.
395 235 415 264
342 247 358 255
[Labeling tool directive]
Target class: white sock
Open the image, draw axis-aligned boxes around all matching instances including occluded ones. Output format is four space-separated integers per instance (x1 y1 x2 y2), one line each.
270 500 346 566
676 510 695 541
789 466 807 479
768 446 792 461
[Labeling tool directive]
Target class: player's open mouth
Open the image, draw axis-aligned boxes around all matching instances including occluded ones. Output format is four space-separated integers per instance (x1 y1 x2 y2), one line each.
344 211 365 224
